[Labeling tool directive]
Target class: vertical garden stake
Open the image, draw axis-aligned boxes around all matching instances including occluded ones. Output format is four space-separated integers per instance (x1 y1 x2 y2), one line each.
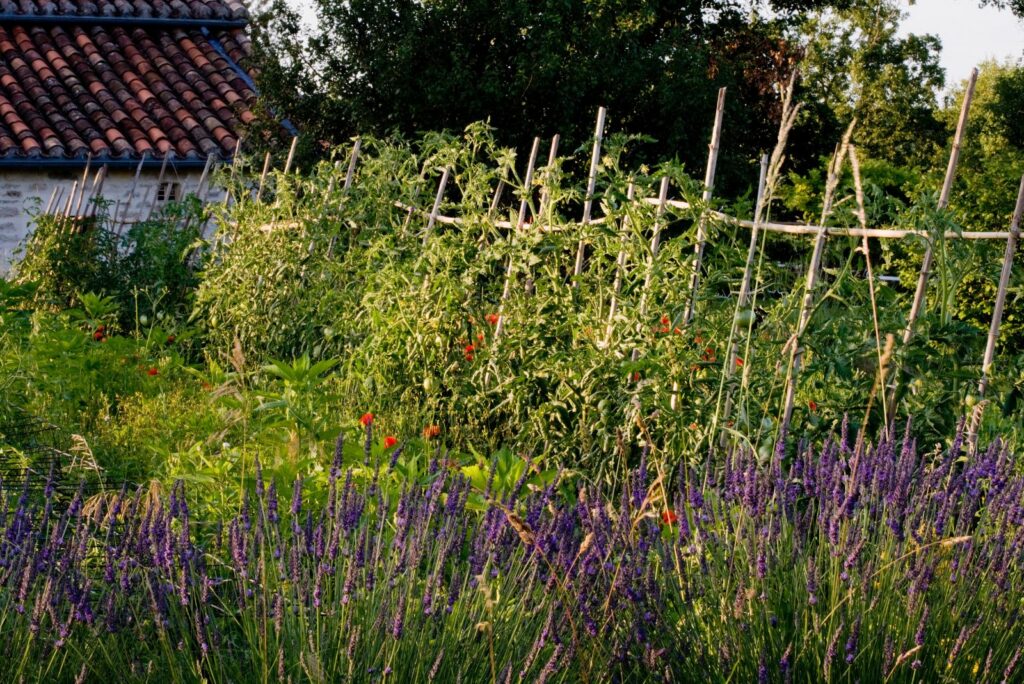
902 68 978 345
573 107 607 282
781 130 853 430
889 68 978 418
423 167 451 245
604 181 638 346
495 137 542 337
538 134 560 220
969 175 1024 445
685 86 727 325
256 151 272 201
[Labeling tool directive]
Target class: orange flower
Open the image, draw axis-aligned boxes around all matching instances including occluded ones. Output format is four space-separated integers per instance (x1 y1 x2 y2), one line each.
147 367 159 376
808 400 818 412
423 424 441 440
360 412 374 427
735 357 744 368
383 435 398 449
477 333 485 343
689 422 698 430
661 510 679 525
694 335 703 345
485 313 499 325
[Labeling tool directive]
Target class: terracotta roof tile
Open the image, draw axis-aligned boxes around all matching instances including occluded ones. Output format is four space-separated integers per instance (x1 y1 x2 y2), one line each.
0 19 255 161
0 0 248 21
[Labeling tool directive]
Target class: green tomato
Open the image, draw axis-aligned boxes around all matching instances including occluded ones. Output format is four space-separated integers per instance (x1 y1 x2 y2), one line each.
734 309 755 326
423 376 437 394
965 394 977 408
139 314 149 326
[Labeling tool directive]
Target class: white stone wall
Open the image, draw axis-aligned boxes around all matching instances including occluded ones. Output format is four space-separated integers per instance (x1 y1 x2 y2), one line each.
0 168 225 274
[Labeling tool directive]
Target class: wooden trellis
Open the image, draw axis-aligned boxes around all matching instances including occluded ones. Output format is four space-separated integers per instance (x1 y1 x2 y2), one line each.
34 70 1024 440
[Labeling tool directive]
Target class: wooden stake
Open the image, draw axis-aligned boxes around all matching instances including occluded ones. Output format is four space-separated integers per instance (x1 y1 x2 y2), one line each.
685 87 727 325
196 153 216 201
495 137 542 337
902 68 978 347
573 106 607 282
72 154 92 218
780 130 853 429
713 156 767 420
43 186 59 215
148 152 172 220
604 182 638 346
423 167 451 245
117 153 148 233
969 175 1024 443
283 136 299 176
343 138 362 192
538 134 560 219
256 151 272 201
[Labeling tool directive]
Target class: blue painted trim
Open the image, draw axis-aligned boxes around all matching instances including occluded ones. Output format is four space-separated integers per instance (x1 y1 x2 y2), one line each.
0 14 247 28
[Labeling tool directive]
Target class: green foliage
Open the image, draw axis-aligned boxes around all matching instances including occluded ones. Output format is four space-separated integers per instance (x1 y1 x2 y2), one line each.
12 198 205 330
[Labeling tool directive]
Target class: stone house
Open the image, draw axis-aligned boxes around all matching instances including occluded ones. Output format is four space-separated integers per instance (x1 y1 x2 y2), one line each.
0 0 261 271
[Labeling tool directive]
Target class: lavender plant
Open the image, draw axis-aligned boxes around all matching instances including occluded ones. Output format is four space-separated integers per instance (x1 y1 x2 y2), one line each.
1 420 1021 682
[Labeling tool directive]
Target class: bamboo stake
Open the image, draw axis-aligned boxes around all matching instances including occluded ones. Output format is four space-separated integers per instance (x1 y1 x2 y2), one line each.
604 182 637 346
423 167 451 246
223 137 244 212
344 138 362 192
148 153 172 220
282 136 299 176
42 186 59 215
850 146 890 434
969 175 1024 444
902 68 978 346
685 87 727 325
71 154 92 219
495 137 542 338
538 134 560 219
887 68 979 419
573 106 607 282
63 181 77 218
488 180 506 218
629 179 669 366
88 166 108 218
117 154 148 233
256 151 272 201
714 155 767 428
780 127 854 429
196 153 215 201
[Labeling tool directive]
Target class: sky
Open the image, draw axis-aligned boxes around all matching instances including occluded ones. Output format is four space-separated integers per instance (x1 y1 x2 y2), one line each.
901 0 1024 84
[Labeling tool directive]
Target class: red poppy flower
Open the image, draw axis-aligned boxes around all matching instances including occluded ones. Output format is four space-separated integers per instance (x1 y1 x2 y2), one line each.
477 333 485 343
423 424 441 439
660 315 670 325
689 422 698 430
93 331 104 341
147 367 159 376
485 313 499 325
661 510 679 525
383 435 398 449
735 357 744 368
694 335 703 345
360 412 374 427
808 400 818 412
464 344 475 361
631 372 641 382
166 335 176 344
674 327 682 335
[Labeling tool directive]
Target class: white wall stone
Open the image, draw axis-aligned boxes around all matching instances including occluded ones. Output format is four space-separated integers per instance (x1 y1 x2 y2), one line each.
0 168 225 274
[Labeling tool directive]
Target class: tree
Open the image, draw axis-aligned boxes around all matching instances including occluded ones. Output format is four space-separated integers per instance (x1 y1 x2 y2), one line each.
795 0 945 169
250 1 864 194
